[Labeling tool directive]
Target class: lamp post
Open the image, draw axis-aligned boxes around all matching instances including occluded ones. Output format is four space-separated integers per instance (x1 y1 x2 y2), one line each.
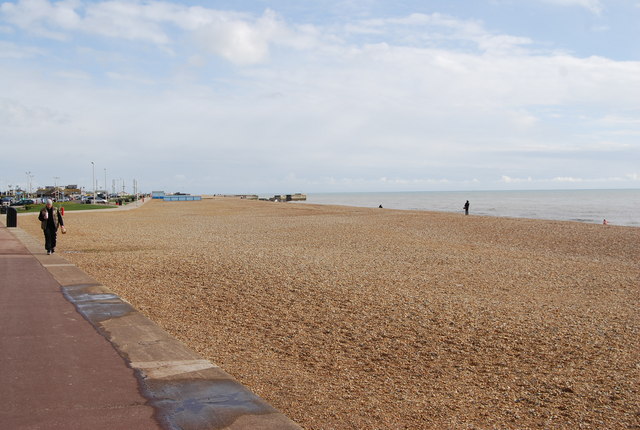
91 162 96 203
54 176 60 202
134 179 138 201
104 168 107 200
25 171 31 198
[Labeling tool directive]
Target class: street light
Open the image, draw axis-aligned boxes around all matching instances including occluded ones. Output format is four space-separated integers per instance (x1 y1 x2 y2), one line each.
54 176 60 202
91 162 96 203
25 171 31 198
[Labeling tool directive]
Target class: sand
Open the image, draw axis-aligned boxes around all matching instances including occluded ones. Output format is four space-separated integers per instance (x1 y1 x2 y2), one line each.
20 198 640 429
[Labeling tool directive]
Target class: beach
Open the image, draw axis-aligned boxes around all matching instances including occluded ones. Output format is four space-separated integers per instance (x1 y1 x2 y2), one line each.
20 198 640 429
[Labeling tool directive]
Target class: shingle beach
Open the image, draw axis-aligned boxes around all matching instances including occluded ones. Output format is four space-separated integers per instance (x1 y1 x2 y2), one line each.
21 198 640 429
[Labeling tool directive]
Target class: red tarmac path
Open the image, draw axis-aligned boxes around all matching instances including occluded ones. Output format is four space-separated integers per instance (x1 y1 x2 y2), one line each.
0 219 301 430
0 225 160 429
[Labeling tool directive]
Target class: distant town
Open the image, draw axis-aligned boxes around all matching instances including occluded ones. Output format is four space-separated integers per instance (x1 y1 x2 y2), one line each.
0 183 145 207
1 185 307 207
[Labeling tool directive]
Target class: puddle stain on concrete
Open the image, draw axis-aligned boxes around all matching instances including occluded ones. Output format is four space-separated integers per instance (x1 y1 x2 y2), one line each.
62 286 135 324
145 379 282 430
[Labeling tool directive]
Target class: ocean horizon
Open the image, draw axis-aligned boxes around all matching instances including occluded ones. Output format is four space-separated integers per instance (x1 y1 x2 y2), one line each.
295 189 639 227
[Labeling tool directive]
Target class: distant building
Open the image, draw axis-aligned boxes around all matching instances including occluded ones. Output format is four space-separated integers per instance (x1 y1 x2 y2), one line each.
64 186 81 194
270 193 307 202
36 186 59 197
163 195 202 201
152 190 201 201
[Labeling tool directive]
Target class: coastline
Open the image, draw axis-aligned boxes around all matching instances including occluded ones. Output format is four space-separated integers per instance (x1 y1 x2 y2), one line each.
19 198 640 429
299 189 640 227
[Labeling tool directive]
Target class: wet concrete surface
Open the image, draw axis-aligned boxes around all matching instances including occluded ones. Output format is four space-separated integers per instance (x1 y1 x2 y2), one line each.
63 285 138 324
0 224 301 429
146 379 288 430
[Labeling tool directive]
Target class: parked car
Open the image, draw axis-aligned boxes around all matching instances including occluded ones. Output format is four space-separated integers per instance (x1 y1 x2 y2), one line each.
85 197 108 204
10 199 35 206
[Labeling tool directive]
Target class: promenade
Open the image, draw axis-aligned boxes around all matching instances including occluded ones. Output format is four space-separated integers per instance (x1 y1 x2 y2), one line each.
0 218 301 430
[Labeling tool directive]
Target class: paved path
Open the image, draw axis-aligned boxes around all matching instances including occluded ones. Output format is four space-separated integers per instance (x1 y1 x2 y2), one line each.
0 222 301 430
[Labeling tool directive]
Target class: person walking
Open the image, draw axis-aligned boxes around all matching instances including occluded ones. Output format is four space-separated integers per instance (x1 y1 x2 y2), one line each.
38 199 65 254
463 200 470 215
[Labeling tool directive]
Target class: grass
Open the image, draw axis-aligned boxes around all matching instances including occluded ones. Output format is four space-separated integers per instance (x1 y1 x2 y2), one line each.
21 203 115 213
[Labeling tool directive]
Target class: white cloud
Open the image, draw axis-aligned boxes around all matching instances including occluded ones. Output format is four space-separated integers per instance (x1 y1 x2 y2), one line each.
345 12 532 54
507 110 539 128
81 1 170 44
598 115 640 126
547 175 640 184
552 176 583 182
379 176 451 185
0 0 293 64
105 71 156 85
0 0 81 39
501 176 533 183
192 9 283 65
55 69 91 81
537 0 603 14
0 1 638 193
0 98 68 126
0 40 43 58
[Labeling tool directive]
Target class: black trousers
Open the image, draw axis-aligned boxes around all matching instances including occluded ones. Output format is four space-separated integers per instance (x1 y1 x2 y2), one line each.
44 227 57 252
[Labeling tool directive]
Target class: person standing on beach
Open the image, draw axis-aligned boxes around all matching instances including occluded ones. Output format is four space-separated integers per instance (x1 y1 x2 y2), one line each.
463 200 470 215
38 199 65 255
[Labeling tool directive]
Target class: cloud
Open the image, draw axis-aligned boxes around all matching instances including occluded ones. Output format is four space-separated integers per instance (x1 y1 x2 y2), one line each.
598 115 640 126
192 9 285 65
1 1 638 193
379 176 451 185
0 0 81 39
344 12 533 54
547 175 640 184
105 71 156 85
55 69 91 81
0 40 43 58
552 176 583 182
0 0 292 64
537 0 603 14
0 2 537 65
0 98 68 126
501 176 533 184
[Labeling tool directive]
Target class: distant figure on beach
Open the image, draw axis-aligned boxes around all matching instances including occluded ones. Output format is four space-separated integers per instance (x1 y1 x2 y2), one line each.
463 200 470 215
38 199 65 255
379 204 383 208
603 219 608 225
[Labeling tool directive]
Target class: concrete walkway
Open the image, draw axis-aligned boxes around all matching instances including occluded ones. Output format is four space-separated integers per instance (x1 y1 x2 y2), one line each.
0 222 301 430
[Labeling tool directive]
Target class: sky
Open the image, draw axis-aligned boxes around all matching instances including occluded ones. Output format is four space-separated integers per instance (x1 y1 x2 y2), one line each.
1 0 639 195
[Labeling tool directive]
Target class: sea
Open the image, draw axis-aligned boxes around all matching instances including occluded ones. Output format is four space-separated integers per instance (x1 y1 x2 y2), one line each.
296 189 640 227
